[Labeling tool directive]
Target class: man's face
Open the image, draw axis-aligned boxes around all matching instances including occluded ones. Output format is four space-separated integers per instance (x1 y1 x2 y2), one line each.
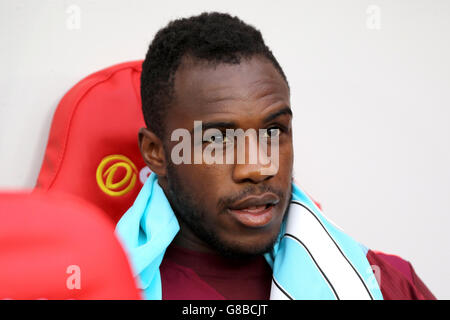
160 55 293 257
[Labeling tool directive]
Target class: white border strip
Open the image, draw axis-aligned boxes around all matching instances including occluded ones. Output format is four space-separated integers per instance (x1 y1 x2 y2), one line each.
270 277 293 300
285 201 372 300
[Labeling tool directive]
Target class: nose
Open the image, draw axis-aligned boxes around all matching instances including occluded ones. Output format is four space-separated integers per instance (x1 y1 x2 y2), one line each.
232 163 273 184
231 132 276 184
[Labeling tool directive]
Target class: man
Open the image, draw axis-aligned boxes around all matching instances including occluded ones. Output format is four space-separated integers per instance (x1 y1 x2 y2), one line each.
116 12 435 300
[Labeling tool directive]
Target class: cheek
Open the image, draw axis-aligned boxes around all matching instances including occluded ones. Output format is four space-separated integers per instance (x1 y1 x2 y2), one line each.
277 143 294 177
173 164 230 206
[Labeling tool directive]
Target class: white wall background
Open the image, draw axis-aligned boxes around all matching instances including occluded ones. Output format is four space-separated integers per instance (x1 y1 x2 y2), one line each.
1 0 449 299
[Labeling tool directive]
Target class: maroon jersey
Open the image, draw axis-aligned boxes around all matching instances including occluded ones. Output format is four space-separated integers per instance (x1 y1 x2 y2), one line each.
160 244 436 300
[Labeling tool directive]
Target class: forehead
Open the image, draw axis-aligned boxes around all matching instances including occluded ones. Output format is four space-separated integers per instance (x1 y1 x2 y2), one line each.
168 55 290 126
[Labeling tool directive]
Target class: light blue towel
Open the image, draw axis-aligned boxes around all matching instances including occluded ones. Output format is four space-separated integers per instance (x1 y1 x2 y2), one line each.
116 172 383 300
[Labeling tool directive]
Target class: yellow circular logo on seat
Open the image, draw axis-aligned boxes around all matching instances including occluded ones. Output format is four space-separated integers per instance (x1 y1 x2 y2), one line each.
96 155 138 197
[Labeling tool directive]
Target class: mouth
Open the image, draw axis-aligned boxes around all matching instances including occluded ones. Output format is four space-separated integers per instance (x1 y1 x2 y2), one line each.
227 193 280 228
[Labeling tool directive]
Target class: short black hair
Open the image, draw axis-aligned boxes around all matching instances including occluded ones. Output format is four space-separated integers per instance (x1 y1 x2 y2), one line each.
141 12 288 139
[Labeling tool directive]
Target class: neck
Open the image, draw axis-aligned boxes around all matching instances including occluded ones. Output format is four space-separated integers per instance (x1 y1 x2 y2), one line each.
172 220 218 254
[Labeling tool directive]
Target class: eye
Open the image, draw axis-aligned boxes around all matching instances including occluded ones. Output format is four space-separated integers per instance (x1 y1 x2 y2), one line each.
204 132 229 144
263 127 281 138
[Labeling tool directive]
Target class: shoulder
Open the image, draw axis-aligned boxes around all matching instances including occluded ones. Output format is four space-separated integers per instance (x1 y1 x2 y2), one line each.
366 250 436 300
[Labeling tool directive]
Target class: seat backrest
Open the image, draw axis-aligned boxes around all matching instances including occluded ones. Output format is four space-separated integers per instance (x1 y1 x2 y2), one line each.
36 61 149 223
0 191 141 299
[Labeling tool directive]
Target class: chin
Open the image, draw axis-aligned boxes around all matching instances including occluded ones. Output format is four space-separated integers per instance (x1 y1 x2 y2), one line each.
219 217 284 259
217 207 286 256
213 229 280 259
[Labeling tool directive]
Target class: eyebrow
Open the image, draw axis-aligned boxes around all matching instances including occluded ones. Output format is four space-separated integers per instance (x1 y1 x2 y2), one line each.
263 106 292 123
201 121 237 131
192 107 293 133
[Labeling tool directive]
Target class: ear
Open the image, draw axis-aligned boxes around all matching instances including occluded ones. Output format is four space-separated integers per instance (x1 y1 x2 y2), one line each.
138 127 167 177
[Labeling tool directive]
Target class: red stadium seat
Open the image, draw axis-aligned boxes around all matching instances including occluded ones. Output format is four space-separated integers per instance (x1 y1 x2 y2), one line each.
0 190 141 299
35 61 149 223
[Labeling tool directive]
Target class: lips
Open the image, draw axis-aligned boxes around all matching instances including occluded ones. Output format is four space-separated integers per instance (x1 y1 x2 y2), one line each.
227 193 280 228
